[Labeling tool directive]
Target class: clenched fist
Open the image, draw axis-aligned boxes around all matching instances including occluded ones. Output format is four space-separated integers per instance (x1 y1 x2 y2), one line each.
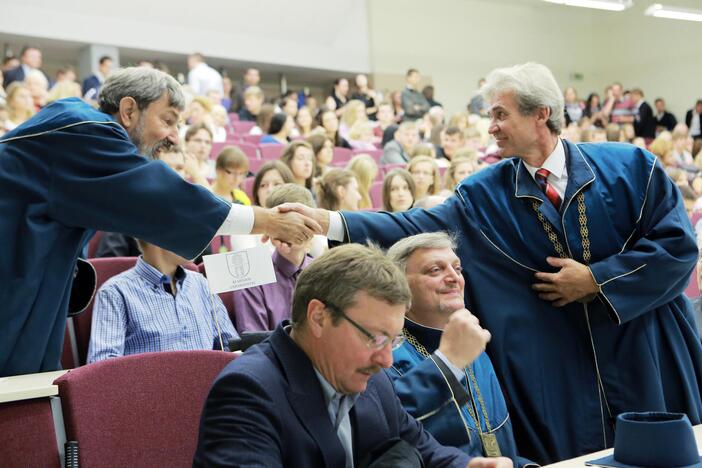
438 309 491 369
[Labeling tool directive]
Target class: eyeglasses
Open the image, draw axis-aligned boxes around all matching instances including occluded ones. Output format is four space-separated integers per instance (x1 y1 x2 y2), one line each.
324 302 405 350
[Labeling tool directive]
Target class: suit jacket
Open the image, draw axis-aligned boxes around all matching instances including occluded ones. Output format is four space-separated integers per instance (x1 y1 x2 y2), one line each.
686 110 702 137
81 74 102 99
193 323 470 467
3 65 50 88
634 101 656 139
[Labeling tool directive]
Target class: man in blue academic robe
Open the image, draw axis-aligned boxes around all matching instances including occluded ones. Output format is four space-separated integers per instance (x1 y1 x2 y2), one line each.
288 63 702 464
0 67 319 377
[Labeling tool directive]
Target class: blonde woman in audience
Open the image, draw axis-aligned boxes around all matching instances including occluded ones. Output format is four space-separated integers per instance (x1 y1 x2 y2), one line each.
649 135 673 162
448 112 469 133
346 154 378 209
383 168 416 212
3 82 35 131
407 155 441 198
261 112 293 145
280 140 315 191
410 142 437 160
184 123 214 180
444 156 476 191
46 81 82 104
307 134 334 178
250 103 276 135
347 120 377 151
210 104 229 142
181 96 214 140
296 106 316 138
24 69 49 111
252 160 294 207
339 99 367 140
212 146 251 205
316 168 362 211
672 130 694 166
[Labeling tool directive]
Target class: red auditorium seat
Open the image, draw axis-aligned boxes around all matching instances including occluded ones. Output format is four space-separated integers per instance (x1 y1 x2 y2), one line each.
258 143 285 160
242 176 255 200
370 180 384 209
0 398 61 468
227 112 239 122
242 134 263 145
231 121 256 134
247 158 267 174
352 148 383 164
332 146 353 165
54 350 236 468
210 141 258 160
86 231 103 258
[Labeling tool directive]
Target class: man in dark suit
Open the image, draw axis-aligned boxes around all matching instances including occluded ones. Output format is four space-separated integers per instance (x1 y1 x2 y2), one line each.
654 98 677 133
82 55 113 103
194 244 511 468
685 100 702 141
631 88 656 140
3 46 48 87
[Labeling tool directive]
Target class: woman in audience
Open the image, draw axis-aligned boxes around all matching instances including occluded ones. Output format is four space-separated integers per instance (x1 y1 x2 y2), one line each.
444 156 476 191
296 106 316 138
3 82 35 131
383 168 416 212
339 99 367 140
46 81 82 104
316 168 362 211
260 112 293 145
184 123 214 180
180 96 214 141
374 102 396 139
252 160 294 207
24 69 48 111
346 154 378 210
410 143 437 160
210 104 229 142
563 86 583 125
319 109 352 149
390 91 404 123
212 146 251 205
280 140 315 191
250 103 276 136
307 134 334 178
347 121 377 150
407 155 441 199
583 92 607 127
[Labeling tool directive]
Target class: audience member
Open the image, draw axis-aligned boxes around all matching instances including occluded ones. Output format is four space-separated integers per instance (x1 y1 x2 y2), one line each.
307 133 334 178
2 56 20 73
260 112 293 145
252 160 295 207
212 146 251 206
468 78 488 116
331 77 350 114
563 87 583 126
210 104 228 142
3 46 48 87
437 126 466 163
317 169 362 211
686 99 702 141
82 55 113 102
654 97 677 133
387 233 532 466
347 121 377 151
233 184 315 332
281 140 315 191
184 123 214 180
380 121 419 165
46 81 82 104
346 153 379 210
422 85 441 108
603 82 634 124
582 92 605 126
351 74 378 119
250 103 275 135
408 155 441 198
375 102 396 138
339 99 367 140
445 156 476 191
231 68 261 112
24 69 49 110
2 82 35 131
295 105 316 138
401 68 430 121
87 238 238 363
320 108 352 149
194 244 503 467
629 88 656 140
383 168 416 212
390 90 405 122
187 52 223 96
238 85 264 122
410 142 437 160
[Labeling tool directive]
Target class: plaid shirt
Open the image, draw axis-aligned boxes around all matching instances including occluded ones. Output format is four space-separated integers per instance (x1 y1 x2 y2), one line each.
87 257 238 363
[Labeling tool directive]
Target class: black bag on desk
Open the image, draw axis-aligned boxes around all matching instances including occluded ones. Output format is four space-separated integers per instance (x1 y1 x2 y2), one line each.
357 437 424 468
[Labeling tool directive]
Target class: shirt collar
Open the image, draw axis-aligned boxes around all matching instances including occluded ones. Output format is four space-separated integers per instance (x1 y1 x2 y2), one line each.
134 256 186 290
314 368 359 408
523 138 566 180
273 250 310 279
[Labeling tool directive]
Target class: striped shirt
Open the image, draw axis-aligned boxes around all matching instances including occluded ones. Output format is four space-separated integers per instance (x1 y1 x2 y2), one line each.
87 257 238 363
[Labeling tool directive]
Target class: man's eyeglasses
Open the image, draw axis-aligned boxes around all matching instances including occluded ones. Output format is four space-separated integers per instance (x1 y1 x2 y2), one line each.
323 302 405 350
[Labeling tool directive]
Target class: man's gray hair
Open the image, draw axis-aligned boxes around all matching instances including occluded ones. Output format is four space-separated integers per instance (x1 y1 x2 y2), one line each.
481 62 564 134
98 67 185 114
387 232 457 272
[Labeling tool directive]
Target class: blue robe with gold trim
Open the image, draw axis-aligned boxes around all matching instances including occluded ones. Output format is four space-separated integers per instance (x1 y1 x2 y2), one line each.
341 140 702 464
0 98 230 377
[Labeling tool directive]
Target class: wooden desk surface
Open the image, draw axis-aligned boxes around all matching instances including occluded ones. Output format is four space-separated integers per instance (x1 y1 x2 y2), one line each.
0 370 68 404
545 424 702 467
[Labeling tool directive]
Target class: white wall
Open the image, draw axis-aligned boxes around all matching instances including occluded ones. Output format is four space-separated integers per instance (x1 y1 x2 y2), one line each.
0 0 371 74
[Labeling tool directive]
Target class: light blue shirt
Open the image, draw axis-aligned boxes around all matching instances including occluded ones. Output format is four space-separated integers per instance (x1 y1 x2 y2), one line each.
87 257 238 363
314 369 359 468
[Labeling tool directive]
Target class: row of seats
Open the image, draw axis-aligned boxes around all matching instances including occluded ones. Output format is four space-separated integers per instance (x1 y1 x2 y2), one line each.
1 350 235 467
210 140 383 165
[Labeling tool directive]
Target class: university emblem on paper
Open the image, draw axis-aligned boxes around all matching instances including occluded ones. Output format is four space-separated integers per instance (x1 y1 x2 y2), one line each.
227 251 251 279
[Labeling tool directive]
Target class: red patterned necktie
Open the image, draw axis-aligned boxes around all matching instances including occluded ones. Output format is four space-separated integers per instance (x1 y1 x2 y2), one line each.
535 168 561 210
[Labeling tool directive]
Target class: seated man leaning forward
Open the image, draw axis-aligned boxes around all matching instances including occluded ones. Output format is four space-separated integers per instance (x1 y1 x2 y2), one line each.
386 233 535 467
194 244 512 468
87 239 238 362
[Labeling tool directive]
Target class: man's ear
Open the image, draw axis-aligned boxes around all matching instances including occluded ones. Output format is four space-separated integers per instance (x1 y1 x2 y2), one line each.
118 97 139 130
306 299 327 338
536 106 552 128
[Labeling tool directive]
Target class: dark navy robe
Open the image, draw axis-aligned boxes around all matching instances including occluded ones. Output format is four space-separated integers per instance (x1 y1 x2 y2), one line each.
0 98 231 377
341 140 702 464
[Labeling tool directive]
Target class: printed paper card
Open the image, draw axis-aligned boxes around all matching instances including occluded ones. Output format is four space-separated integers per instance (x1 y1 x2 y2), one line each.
202 244 276 294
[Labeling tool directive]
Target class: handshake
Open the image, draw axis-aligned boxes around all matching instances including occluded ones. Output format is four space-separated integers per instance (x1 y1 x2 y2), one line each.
254 203 330 246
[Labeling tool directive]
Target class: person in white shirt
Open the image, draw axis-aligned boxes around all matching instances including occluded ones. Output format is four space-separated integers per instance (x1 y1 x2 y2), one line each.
187 52 223 96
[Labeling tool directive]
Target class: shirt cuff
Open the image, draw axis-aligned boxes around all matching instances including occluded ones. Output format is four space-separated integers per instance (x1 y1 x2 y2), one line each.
328 211 345 241
434 349 466 383
215 204 255 236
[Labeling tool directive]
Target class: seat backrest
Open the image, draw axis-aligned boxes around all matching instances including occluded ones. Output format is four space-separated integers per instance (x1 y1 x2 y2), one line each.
332 146 353 165
369 180 384 209
686 265 700 299
86 231 103 258
242 176 256 200
258 143 284 160
0 398 61 468
232 121 256 134
353 148 383 164
54 351 236 468
242 134 262 145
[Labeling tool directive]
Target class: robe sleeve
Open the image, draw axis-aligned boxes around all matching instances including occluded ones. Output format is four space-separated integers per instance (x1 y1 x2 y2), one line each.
47 121 231 260
588 160 697 325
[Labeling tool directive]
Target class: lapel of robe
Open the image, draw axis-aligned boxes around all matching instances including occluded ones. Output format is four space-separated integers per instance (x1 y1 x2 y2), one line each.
513 156 563 237
270 326 347 468
561 140 596 213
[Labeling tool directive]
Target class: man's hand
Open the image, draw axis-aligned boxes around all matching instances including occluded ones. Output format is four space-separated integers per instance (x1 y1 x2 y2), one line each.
467 456 513 468
533 257 600 307
438 309 491 369
276 203 331 235
252 205 322 245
